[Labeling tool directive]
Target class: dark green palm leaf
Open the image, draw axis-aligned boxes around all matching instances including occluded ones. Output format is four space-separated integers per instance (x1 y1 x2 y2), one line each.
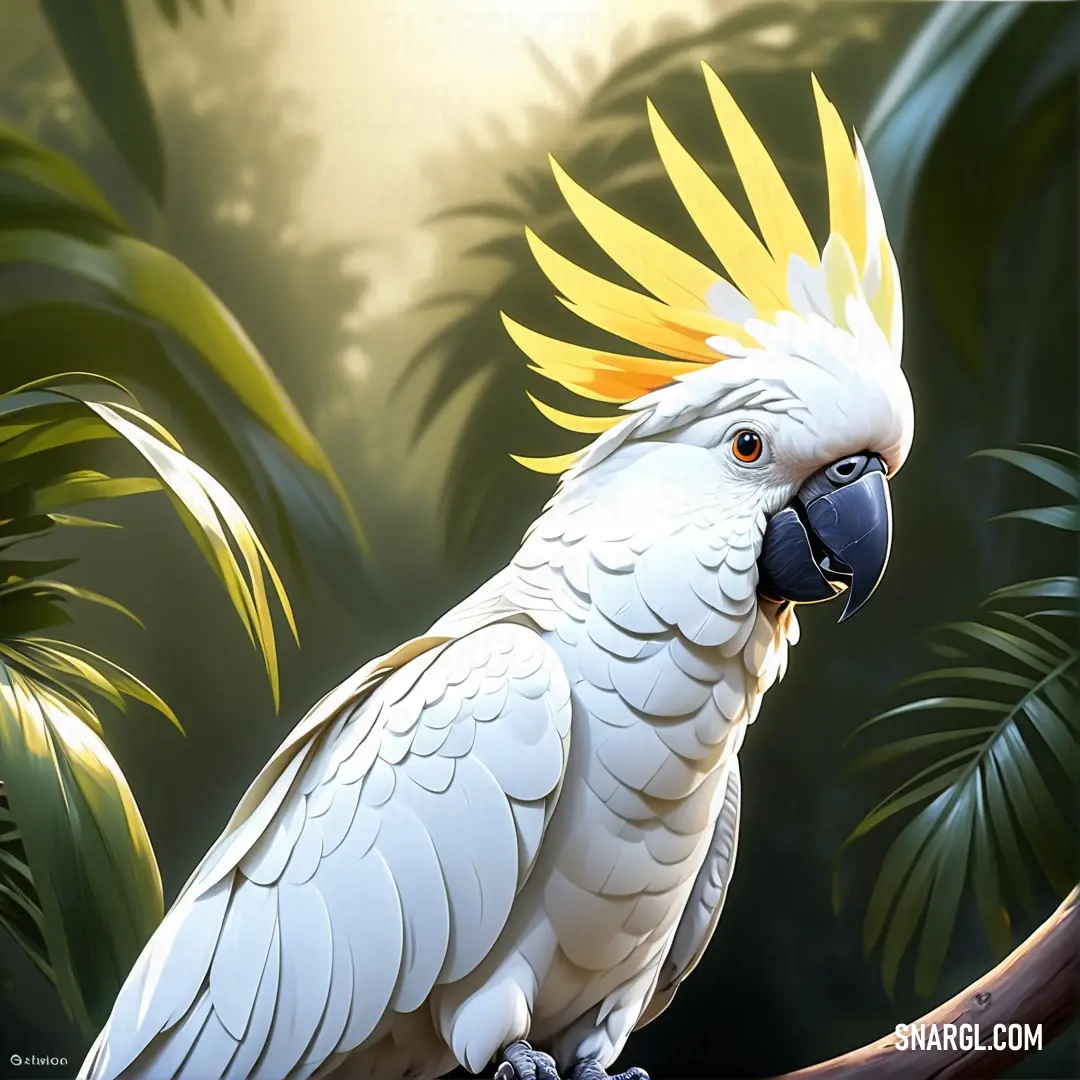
38 0 165 204
861 1 1025 251
971 448 1079 497
840 444 1079 995
869 2 1078 372
986 576 1079 605
41 0 236 204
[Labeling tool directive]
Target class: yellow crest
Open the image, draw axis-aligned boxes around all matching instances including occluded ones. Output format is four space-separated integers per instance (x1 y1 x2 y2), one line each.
506 65 901 474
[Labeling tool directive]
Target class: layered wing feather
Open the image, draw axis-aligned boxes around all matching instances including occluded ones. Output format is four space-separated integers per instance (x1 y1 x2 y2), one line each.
80 621 573 1080
634 758 741 1029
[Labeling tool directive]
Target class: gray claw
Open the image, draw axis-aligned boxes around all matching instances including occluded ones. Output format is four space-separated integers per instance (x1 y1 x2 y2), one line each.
568 1060 650 1080
499 1041 562 1080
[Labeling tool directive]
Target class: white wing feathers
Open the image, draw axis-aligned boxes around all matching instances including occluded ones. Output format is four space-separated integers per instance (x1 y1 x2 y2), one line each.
81 621 573 1080
635 759 742 1029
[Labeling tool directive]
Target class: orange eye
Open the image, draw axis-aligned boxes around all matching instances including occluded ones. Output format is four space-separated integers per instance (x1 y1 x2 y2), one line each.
731 429 763 463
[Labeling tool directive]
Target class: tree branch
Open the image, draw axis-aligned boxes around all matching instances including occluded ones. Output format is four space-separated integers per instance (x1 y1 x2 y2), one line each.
772 887 1079 1080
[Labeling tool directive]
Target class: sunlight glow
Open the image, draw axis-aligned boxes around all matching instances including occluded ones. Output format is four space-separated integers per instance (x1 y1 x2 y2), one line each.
479 0 604 39
266 0 714 245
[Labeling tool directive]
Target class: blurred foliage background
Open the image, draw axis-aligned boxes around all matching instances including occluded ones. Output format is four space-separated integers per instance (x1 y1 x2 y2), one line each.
0 0 1075 1077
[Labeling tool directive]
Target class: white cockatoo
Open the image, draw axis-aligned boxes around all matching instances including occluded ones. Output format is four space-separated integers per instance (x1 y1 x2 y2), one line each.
81 66 913 1080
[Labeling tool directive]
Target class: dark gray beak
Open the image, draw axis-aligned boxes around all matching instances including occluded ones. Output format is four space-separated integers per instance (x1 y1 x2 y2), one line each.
757 453 893 622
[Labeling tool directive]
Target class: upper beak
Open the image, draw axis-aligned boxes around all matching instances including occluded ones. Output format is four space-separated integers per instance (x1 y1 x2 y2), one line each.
757 453 893 622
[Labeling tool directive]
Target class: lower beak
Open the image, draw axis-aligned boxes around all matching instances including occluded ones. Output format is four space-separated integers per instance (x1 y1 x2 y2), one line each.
757 454 893 622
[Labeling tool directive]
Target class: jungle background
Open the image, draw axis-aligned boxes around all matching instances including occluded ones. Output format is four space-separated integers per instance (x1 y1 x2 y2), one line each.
0 0 1076 1077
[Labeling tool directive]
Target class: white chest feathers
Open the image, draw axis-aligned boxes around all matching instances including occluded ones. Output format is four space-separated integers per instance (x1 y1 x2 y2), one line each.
500 442 799 750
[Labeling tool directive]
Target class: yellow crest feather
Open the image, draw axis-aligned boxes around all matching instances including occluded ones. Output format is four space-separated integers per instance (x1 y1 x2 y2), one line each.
526 394 624 434
646 99 788 314
700 63 820 272
510 450 583 474
812 74 867 271
548 156 718 311
505 68 900 476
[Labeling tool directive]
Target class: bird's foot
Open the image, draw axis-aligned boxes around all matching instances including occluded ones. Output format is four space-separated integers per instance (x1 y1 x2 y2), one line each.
496 1042 560 1080
495 1045 649 1080
567 1059 649 1080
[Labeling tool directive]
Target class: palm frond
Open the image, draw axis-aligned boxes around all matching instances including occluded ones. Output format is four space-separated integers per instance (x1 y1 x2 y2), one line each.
866 2 1079 373
0 784 51 983
837 445 1079 997
0 381 294 702
862 1 1025 250
0 125 368 593
38 0 165 204
0 376 294 1031
0 666 163 1033
85 400 296 705
39 0 234 204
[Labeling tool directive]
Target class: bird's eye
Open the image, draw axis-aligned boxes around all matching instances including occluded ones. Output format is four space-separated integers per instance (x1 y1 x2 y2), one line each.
731 429 764 464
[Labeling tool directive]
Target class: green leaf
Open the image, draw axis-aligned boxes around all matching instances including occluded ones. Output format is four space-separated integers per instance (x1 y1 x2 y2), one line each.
863 1 1024 250
0 860 51 981
0 590 73 640
22 638 181 733
971 448 1080 498
839 759 972 870
862 797 939 958
983 755 1036 911
86 402 297 707
0 302 365 593
846 537 1079 995
992 505 1080 531
1023 694 1080 782
0 665 163 1032
925 641 968 660
986 576 1079 605
0 231 363 548
940 620 1058 672
844 696 1009 748
914 789 975 994
33 475 161 514
46 513 121 530
39 0 165 205
879 860 935 997
1005 725 1073 859
992 730 1073 893
1017 443 1080 461
0 578 142 628
851 727 996 772
874 799 948 994
0 416 119 464
0 642 123 722
0 126 129 230
0 558 79 583
1044 678 1079 728
971 767 1012 957
992 610 1077 664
